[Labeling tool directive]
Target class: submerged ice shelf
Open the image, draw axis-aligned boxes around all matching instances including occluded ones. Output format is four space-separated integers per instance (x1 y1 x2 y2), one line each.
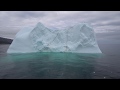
7 22 102 53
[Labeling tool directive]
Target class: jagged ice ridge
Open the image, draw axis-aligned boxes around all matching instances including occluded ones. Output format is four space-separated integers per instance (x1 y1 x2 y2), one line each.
7 22 102 53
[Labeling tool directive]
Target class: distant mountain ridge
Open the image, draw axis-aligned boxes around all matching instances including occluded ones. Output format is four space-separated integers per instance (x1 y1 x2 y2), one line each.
0 37 13 44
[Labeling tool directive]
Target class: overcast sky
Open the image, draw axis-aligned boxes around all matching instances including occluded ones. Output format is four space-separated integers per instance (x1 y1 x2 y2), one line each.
0 11 120 43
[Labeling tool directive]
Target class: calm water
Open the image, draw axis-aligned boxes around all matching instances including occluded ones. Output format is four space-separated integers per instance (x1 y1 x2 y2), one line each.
0 44 120 79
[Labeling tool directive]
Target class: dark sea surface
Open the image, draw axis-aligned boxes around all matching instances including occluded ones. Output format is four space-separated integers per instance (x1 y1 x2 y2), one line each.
0 44 120 79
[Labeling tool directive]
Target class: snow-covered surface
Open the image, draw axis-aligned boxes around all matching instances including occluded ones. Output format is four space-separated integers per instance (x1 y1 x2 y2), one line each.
7 22 102 53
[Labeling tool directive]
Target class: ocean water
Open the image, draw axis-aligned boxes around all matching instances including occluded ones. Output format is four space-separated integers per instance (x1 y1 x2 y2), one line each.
0 44 120 79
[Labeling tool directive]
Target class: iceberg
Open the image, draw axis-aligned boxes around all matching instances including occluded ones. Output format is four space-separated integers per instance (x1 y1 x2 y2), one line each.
7 22 102 53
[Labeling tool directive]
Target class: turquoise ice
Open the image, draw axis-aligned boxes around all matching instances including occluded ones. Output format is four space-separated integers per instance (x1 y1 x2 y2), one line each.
7 22 102 53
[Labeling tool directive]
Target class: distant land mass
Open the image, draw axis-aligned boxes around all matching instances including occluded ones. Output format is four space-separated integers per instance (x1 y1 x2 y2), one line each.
0 37 13 44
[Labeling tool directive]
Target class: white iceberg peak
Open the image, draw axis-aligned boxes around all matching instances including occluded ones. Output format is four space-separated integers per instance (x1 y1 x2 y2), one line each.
7 22 102 53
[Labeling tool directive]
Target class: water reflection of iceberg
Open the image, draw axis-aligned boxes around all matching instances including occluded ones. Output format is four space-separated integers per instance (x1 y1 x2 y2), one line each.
1 53 103 79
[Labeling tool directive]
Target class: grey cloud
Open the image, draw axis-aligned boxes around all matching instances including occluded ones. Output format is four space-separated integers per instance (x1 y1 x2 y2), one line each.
2 11 47 18
0 11 120 39
13 11 47 18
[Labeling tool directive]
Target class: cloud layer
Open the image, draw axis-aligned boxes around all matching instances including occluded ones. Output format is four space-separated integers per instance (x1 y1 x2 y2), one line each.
0 11 120 39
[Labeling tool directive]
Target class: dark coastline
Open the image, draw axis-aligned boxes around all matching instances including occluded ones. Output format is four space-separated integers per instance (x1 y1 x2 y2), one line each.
0 37 13 44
